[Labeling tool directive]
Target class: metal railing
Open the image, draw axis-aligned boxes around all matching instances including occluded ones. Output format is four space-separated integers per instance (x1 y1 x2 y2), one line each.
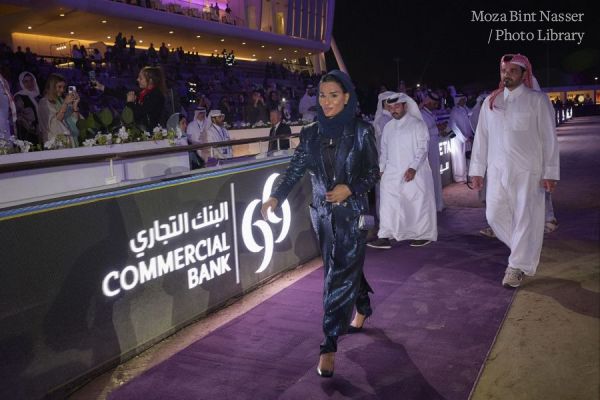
0 133 299 174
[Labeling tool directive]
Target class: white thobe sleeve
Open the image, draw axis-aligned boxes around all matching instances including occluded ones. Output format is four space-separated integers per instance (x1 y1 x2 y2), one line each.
469 100 489 177
537 95 560 180
379 123 389 173
449 109 468 143
186 125 203 145
458 109 473 141
206 127 226 158
408 121 430 170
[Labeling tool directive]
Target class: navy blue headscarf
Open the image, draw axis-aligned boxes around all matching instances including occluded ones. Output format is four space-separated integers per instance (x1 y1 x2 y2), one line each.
316 69 358 139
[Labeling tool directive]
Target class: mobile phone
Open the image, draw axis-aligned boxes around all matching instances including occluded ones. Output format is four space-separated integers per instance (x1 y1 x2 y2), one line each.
88 70 96 82
68 86 76 94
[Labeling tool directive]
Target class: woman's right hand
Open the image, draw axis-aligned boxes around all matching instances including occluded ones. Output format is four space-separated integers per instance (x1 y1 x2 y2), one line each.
95 82 105 91
64 92 76 104
126 91 136 102
261 197 278 220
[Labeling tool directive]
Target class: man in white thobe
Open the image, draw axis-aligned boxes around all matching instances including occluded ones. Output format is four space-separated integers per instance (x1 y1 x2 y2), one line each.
368 93 437 249
298 85 317 122
420 91 445 211
470 53 559 288
448 94 473 183
206 109 233 159
373 91 395 150
186 106 210 160
372 91 395 220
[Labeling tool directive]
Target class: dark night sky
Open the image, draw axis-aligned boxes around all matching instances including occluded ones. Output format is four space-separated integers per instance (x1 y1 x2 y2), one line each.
330 0 599 95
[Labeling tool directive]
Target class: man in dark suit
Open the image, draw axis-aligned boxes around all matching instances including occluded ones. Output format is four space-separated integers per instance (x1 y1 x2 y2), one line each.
268 108 291 152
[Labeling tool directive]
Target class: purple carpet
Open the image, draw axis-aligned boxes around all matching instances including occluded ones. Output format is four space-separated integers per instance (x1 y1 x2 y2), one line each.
108 206 516 400
104 116 600 399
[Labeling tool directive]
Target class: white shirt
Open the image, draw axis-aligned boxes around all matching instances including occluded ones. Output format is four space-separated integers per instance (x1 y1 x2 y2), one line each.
470 84 559 180
299 94 317 121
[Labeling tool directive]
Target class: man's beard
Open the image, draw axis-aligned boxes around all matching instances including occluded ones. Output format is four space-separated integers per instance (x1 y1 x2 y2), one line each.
503 78 519 88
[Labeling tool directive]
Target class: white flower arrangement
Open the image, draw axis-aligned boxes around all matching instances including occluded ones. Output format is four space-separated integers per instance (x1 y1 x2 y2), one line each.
0 136 34 154
12 137 32 153
0 138 11 155
44 134 72 150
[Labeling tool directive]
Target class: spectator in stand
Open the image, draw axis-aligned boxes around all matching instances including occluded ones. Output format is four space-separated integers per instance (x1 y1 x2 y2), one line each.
38 73 81 146
245 90 268 124
71 45 83 69
114 32 123 51
127 66 167 130
96 66 167 130
128 35 136 56
159 43 169 63
147 43 158 64
187 106 209 165
91 48 103 63
299 84 317 122
79 45 88 60
24 47 37 68
267 89 282 112
267 108 291 152
218 95 233 124
104 47 112 67
197 93 212 111
14 71 41 145
0 69 16 139
206 109 232 159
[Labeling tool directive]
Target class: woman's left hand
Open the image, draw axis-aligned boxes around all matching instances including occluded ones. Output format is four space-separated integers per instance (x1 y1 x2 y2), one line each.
326 184 352 204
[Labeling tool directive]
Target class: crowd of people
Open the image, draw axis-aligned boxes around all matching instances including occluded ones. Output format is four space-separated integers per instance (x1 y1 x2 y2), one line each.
0 39 326 151
110 1 240 26
258 53 560 378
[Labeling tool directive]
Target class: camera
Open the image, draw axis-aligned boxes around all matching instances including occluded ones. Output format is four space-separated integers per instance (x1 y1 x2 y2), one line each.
68 85 77 94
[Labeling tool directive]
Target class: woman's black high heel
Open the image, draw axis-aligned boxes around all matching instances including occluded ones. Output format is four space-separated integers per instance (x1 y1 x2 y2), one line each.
347 310 372 334
317 353 335 378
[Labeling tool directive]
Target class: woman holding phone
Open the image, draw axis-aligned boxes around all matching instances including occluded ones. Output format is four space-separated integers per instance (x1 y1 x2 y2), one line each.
38 73 80 147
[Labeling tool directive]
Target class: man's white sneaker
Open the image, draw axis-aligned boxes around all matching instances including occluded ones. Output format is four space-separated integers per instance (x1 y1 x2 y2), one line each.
502 267 524 288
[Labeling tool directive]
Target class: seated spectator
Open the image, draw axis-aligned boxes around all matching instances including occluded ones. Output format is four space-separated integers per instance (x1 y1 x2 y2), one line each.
197 93 211 111
267 89 282 112
245 90 268 125
14 71 41 145
206 109 232 159
187 105 209 159
0 69 16 139
218 95 233 124
38 73 81 147
268 108 291 152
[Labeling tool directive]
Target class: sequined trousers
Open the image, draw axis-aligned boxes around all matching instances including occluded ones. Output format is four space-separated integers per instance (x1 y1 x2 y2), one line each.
311 202 373 354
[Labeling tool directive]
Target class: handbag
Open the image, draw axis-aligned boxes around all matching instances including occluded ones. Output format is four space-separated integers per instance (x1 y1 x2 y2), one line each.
358 214 375 231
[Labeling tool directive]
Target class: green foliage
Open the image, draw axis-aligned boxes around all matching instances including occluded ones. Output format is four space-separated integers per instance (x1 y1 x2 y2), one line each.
98 108 113 128
121 106 135 125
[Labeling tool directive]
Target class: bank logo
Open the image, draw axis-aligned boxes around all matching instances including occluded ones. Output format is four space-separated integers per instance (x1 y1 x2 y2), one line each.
241 173 291 273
